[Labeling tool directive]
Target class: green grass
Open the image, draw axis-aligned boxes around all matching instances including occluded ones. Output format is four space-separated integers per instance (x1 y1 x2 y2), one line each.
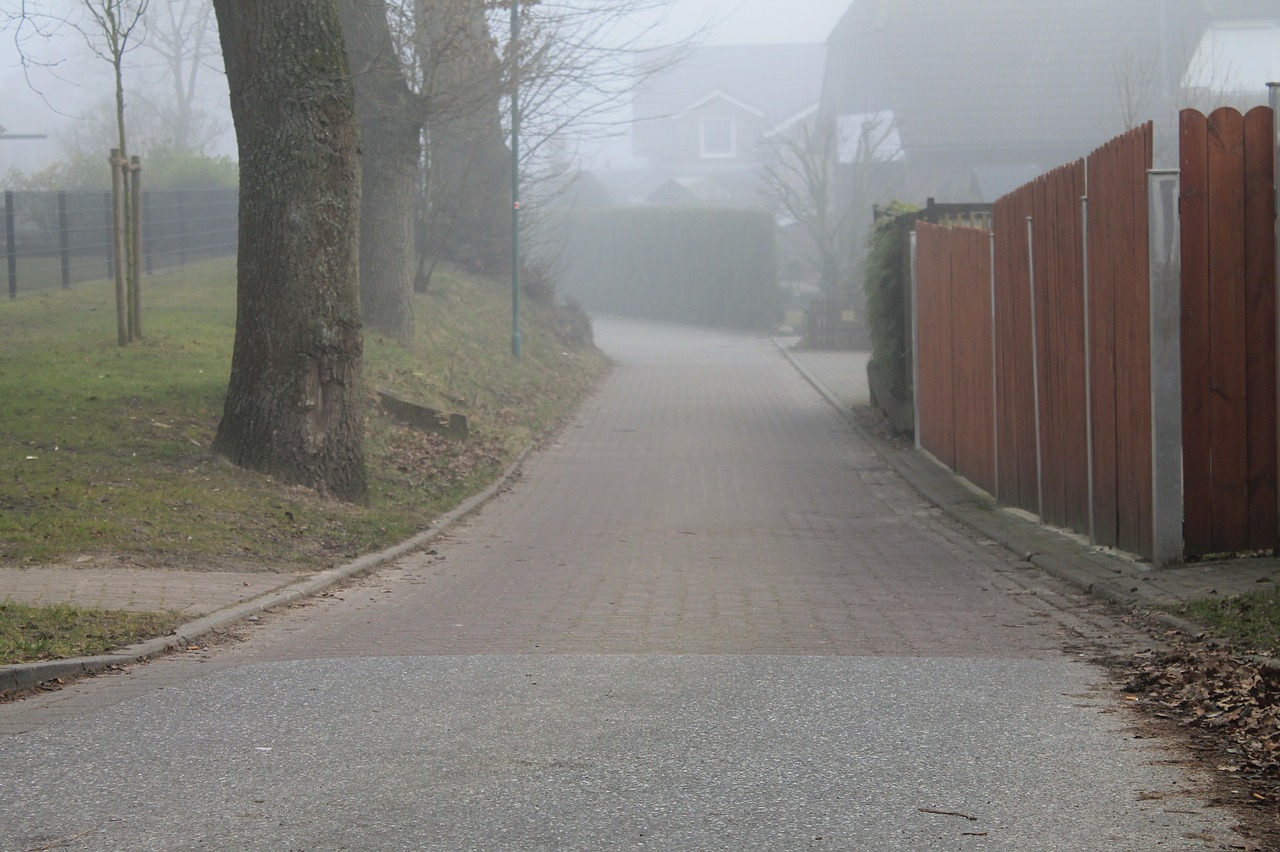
1175 589 1280 654
0 601 182 665
1 257 608 573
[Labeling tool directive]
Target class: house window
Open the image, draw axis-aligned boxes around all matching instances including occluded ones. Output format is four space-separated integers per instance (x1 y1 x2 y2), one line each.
700 118 735 158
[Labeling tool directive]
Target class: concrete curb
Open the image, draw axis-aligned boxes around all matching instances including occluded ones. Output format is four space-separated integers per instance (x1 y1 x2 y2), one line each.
0 444 535 695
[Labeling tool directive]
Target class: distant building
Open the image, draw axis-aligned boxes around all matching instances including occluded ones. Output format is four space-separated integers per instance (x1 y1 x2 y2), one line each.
822 0 1280 203
601 43 826 208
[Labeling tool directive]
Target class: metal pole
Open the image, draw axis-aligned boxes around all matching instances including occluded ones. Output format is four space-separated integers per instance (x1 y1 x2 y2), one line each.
509 0 523 359
110 149 128 347
5 191 16 300
58 191 70 290
129 155 142 340
1149 169 1183 567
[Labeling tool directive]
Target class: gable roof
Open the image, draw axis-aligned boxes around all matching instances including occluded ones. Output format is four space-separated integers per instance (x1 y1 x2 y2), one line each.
823 0 1280 155
674 90 768 120
634 43 827 129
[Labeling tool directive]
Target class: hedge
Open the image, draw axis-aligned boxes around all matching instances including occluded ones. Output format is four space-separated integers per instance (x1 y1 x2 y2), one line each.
559 207 781 332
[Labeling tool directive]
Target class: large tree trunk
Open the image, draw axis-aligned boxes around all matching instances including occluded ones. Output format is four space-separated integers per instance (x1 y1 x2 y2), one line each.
210 0 367 502
338 0 419 345
418 0 511 275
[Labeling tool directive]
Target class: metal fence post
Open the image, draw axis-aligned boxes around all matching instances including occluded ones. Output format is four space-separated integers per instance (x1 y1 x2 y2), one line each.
129 155 142 340
103 190 113 280
142 189 153 276
1149 169 1183 568
5 191 16 300
57 191 70 290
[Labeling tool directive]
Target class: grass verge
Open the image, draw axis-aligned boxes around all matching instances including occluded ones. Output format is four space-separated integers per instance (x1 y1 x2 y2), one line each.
1 258 607 663
1174 589 1280 655
0 601 182 665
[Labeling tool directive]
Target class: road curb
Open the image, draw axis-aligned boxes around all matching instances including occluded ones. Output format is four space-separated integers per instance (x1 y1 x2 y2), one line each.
0 444 535 695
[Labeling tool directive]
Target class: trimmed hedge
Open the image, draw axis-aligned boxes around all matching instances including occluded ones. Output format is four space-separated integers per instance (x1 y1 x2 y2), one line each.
560 207 781 331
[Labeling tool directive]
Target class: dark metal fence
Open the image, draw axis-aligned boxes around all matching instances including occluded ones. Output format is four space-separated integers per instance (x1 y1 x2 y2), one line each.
3 188 237 298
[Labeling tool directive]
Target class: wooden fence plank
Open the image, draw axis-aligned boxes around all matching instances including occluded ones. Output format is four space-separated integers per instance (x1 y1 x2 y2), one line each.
916 223 955 468
1207 107 1250 552
1180 110 1213 556
1062 161 1091 534
1128 125 1154 558
994 190 1039 513
1244 106 1278 550
952 226 996 494
1113 131 1142 554
1088 140 1119 547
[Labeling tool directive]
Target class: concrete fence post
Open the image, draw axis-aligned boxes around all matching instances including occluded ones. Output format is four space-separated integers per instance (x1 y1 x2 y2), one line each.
1149 169 1183 568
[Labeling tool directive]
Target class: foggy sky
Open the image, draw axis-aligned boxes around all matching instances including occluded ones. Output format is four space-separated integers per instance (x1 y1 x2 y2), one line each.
645 0 852 45
0 0 853 177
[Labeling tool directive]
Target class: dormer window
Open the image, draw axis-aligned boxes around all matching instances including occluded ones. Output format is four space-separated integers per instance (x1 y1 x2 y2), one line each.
700 118 735 158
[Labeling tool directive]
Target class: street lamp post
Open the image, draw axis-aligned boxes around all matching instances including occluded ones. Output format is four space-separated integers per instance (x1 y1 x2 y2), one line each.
509 0 523 359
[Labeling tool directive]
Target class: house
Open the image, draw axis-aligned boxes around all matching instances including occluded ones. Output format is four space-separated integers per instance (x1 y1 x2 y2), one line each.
625 43 827 207
821 0 1280 203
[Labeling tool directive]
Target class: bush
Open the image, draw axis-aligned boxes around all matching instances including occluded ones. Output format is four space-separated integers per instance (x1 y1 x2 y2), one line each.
863 202 918 430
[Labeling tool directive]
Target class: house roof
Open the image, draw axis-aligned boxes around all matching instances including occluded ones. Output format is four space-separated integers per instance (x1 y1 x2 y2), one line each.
822 0 1280 155
633 43 827 129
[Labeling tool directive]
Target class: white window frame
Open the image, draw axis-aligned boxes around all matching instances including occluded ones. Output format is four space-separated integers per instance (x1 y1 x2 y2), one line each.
700 117 736 158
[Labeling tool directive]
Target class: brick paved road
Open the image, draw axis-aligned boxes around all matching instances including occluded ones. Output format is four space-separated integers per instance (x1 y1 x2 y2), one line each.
198 318 1116 663
0 318 1243 850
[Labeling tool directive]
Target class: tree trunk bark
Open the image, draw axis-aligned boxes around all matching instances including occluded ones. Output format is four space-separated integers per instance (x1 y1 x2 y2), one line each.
338 0 419 345
210 0 367 502
419 0 511 275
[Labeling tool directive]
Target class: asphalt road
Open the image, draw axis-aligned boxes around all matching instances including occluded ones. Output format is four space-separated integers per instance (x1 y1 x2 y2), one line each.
0 319 1245 850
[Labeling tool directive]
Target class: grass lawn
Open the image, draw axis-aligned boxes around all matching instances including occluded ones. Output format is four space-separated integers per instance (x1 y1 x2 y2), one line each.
0 259 607 663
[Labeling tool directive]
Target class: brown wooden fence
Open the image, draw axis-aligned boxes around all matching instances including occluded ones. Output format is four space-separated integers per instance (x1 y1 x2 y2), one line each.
915 223 996 494
913 108 1280 562
914 123 1165 559
1180 107 1278 557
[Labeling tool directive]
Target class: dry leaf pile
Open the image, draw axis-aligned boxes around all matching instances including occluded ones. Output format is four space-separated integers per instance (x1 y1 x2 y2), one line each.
1119 638 1280 846
380 422 507 491
1124 643 1280 780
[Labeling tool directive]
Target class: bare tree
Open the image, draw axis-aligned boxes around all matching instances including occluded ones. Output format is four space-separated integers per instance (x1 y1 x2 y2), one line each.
136 0 222 153
761 112 902 299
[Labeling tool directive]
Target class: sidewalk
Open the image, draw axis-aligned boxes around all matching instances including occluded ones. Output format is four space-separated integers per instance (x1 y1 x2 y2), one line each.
780 340 1280 614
